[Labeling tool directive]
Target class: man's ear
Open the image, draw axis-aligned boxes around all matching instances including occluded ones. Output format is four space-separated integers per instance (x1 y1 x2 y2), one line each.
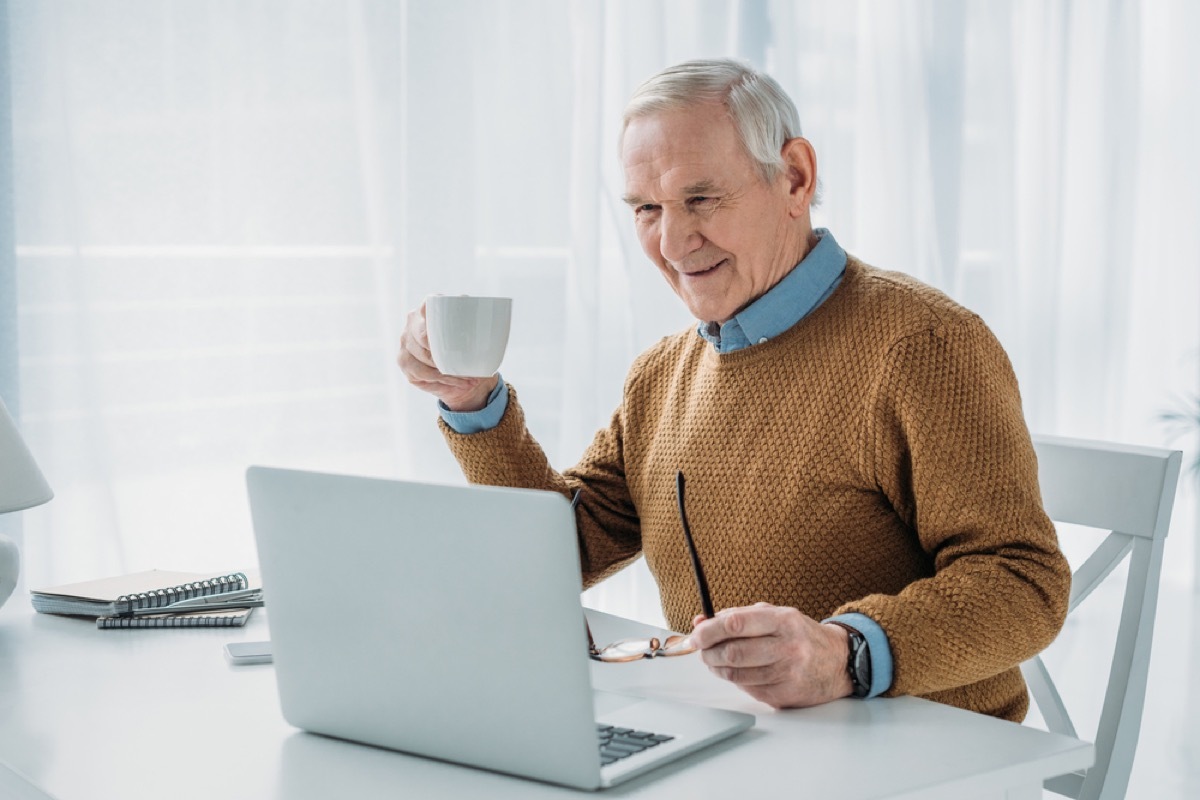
780 137 817 218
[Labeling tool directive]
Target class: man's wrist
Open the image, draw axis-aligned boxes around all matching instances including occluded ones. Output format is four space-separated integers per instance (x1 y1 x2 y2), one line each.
439 376 508 435
442 375 500 412
823 622 856 699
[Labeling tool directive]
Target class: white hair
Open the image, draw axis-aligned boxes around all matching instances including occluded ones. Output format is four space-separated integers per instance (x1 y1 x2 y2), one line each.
620 58 803 183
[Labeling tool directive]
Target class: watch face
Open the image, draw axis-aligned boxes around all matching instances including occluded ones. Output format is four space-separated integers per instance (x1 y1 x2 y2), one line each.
849 631 871 697
832 622 871 698
853 643 871 692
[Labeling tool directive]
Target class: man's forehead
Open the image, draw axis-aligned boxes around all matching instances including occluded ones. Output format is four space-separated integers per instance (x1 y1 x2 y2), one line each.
621 144 753 203
620 104 754 200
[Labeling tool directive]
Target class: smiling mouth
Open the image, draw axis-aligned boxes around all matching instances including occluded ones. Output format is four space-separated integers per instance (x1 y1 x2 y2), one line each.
682 259 727 278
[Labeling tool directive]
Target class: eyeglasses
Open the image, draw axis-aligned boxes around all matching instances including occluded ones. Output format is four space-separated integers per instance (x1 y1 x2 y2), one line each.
587 624 694 662
675 471 715 620
583 472 715 662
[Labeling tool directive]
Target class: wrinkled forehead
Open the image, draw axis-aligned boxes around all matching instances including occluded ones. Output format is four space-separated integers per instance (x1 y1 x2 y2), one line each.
621 105 758 198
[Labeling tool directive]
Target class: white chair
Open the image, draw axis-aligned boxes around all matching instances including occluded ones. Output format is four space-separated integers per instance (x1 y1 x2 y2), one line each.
1024 435 1182 800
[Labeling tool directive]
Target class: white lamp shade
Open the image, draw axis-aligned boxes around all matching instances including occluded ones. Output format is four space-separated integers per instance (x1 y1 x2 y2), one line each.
0 396 53 514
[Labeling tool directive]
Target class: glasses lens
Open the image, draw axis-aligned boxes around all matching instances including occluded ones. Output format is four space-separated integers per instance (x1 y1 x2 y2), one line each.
657 634 696 657
592 637 661 662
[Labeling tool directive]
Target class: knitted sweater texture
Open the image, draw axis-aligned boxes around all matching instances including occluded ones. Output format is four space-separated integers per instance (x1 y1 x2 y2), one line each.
441 257 1070 721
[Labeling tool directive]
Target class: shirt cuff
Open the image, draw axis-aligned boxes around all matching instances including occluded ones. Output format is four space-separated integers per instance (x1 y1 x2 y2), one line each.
824 612 894 699
437 376 509 434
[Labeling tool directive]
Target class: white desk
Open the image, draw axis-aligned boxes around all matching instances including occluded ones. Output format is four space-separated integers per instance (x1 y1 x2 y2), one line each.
0 605 1092 799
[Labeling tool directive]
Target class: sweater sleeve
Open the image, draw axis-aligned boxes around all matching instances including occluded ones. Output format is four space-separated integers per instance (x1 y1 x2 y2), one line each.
838 316 1071 698
439 384 643 588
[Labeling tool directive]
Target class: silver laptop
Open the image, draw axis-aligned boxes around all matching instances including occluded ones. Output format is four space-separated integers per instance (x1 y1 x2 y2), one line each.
246 467 754 790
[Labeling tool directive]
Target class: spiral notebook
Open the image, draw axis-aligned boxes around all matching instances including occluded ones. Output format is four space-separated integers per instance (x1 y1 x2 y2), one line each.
31 569 259 629
95 607 254 629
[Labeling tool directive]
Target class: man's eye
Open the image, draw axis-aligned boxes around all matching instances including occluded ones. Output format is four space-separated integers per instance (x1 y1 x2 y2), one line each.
635 204 659 214
688 196 714 207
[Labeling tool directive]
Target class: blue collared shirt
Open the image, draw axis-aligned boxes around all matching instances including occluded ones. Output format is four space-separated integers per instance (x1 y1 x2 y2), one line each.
440 228 892 698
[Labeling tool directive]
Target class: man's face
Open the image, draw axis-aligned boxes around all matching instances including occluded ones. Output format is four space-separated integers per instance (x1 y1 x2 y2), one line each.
621 102 803 324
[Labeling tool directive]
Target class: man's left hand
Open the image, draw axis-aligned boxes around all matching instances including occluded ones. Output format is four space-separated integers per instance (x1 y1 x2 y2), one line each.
687 602 854 708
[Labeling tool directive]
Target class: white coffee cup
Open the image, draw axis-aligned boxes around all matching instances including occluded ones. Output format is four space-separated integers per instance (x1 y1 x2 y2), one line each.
425 295 513 378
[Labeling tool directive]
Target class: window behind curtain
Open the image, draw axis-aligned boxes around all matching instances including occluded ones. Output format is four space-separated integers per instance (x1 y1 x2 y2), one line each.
10 0 576 584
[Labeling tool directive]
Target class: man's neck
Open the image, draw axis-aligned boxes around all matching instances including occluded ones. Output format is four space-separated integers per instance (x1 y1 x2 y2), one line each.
716 224 818 329
698 227 846 354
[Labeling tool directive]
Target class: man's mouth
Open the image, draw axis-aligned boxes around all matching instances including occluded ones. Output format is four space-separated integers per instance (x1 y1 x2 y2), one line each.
682 259 727 278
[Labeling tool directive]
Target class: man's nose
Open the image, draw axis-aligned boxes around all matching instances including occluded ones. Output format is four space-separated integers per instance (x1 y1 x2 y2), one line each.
658 207 703 263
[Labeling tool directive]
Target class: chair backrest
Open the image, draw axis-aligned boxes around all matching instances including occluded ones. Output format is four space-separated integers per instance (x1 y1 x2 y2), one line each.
1025 435 1182 800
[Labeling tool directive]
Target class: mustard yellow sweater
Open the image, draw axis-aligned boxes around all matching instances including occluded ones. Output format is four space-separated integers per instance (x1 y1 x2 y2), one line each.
442 257 1070 721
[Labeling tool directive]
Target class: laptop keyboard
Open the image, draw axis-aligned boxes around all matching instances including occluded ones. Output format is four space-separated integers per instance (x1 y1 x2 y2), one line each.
596 723 675 766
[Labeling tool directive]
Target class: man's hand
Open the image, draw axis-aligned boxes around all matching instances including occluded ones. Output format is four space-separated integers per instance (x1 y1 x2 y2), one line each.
687 602 854 708
397 300 498 412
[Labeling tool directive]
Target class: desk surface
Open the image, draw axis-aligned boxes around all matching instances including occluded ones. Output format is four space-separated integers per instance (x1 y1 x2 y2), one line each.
0 605 1092 800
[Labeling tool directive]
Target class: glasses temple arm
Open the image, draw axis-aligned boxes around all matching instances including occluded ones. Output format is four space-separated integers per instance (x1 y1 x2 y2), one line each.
675 471 715 619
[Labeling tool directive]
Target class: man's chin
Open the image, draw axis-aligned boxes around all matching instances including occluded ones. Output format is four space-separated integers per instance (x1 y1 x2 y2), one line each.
685 304 735 326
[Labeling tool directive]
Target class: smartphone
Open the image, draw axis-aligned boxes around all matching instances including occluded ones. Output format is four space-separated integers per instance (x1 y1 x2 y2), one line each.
224 640 273 665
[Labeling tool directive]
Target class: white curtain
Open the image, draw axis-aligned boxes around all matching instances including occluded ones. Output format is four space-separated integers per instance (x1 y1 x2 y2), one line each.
6 0 1199 620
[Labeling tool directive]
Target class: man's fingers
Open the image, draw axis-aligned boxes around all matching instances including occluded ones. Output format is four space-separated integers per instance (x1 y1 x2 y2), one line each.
397 302 446 375
400 349 450 386
709 663 785 687
700 636 778 670
410 378 467 394
398 332 475 390
690 604 852 709
688 606 785 649
407 303 431 348
400 321 435 369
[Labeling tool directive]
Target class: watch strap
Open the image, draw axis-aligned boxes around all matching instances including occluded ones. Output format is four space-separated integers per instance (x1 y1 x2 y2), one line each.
829 621 872 698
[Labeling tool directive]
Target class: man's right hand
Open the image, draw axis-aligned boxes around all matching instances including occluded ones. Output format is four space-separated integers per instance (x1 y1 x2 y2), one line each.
397 300 499 412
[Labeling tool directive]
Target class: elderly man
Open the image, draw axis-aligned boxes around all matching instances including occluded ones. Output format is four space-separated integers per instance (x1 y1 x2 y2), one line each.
398 58 1069 721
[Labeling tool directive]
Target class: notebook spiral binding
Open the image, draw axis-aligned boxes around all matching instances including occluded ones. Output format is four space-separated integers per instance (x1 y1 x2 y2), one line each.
97 611 250 629
112 572 250 617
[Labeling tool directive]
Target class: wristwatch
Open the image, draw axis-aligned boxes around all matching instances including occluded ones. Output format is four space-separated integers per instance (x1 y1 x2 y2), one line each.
830 622 872 698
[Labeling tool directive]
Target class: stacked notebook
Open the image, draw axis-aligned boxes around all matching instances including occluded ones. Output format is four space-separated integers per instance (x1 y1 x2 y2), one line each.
31 569 262 629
